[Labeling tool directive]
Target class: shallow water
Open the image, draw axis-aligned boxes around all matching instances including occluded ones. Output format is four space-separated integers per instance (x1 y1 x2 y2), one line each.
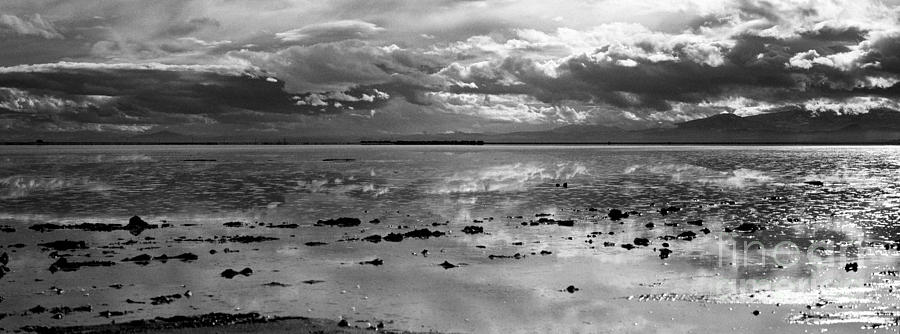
1 145 900 333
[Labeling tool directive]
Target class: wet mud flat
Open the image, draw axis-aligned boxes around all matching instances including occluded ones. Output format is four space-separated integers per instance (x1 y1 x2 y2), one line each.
4 145 900 333
3 180 900 334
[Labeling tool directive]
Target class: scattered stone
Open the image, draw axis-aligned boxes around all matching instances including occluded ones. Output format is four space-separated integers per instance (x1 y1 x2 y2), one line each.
438 261 457 269
362 235 382 243
677 231 697 241
462 226 484 234
150 294 183 305
734 223 761 233
30 216 160 235
360 258 383 266
633 238 650 247
403 229 445 239
38 240 88 251
227 235 278 243
565 285 579 293
315 218 361 227
659 248 673 259
49 258 115 273
220 268 253 279
608 209 629 221
658 206 681 216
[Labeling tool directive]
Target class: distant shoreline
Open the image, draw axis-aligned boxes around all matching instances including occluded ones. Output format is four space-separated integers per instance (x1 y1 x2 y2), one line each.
2 141 900 146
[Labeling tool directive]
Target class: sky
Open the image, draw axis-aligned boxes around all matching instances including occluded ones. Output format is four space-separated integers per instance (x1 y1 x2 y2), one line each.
1 0 900 140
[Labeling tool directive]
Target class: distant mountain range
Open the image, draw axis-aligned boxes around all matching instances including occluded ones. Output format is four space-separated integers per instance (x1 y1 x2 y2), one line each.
8 106 900 144
387 106 900 144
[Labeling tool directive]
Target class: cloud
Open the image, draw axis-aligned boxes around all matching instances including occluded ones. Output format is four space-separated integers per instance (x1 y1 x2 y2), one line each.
3 0 900 135
0 14 62 39
276 20 384 44
229 39 446 93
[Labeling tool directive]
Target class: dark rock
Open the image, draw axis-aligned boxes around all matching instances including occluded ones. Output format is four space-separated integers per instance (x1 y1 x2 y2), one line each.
556 220 575 227
220 267 253 279
462 226 484 234
845 262 858 272
49 258 115 273
0 252 8 265
700 228 711 234
687 220 704 226
228 235 278 243
99 310 128 317
565 285 579 293
267 223 299 229
39 240 88 251
362 235 382 243
150 294 183 305
369 219 381 224
620 244 635 250
438 261 457 269
633 238 650 247
304 242 328 246
383 233 404 242
29 305 47 314
403 229 445 239
562 182 568 188
360 258 383 266
734 223 761 233
804 181 824 186
608 209 629 221
127 216 151 230
645 223 655 229
315 217 361 227
122 254 152 263
223 221 243 227
337 319 349 327
659 248 673 259
301 280 325 284
169 253 199 261
677 231 697 241
540 250 552 255
489 253 523 260
752 310 760 316
535 213 552 217
658 206 681 216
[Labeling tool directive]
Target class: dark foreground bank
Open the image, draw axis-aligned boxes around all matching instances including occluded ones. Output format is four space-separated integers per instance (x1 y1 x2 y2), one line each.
23 312 426 334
